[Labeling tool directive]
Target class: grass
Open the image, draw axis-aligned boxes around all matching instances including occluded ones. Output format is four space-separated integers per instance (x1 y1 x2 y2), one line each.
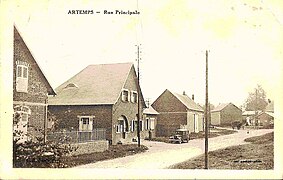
150 128 237 143
169 132 274 170
61 144 148 167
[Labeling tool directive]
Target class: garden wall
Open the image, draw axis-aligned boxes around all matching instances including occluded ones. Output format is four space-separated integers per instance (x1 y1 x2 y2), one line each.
69 140 109 156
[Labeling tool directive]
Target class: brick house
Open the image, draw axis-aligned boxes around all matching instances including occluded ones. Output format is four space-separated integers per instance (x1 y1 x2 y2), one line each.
210 103 242 126
48 63 149 144
13 26 56 142
151 89 204 137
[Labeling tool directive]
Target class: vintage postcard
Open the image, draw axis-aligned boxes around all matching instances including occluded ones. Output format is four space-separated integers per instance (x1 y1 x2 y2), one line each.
0 0 282 179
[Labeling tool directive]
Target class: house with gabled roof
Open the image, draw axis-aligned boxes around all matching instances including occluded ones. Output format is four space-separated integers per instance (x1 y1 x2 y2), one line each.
13 26 56 142
143 105 159 139
48 62 148 144
210 103 242 126
254 100 274 128
151 89 204 137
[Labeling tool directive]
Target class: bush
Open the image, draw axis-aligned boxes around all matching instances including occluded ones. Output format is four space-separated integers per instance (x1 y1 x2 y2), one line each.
13 111 77 168
13 130 77 168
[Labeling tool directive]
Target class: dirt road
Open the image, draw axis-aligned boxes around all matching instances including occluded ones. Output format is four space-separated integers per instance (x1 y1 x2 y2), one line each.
75 129 273 169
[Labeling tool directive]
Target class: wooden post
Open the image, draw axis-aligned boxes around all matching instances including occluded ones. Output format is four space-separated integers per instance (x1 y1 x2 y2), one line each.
137 45 141 147
204 50 209 169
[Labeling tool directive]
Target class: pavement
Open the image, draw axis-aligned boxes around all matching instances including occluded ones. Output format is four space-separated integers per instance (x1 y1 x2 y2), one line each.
75 128 273 169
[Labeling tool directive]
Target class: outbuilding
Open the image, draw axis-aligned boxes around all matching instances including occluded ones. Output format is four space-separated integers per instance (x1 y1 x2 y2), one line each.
210 103 242 126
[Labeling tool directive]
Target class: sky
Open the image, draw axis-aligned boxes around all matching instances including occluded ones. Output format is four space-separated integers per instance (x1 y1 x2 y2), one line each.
6 0 283 107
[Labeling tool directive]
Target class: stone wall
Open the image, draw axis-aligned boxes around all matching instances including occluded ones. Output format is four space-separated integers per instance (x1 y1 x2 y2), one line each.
69 140 109 156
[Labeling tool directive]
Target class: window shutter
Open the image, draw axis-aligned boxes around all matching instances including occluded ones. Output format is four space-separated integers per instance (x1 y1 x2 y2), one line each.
150 118 155 130
127 90 130 102
88 119 93 131
122 91 125 101
131 91 133 103
79 119 83 131
131 120 134 131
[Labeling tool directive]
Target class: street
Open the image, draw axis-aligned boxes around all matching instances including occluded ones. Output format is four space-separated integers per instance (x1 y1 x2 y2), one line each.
75 128 273 169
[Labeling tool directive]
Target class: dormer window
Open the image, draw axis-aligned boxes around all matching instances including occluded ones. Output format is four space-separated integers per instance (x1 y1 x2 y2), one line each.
131 91 138 103
16 64 28 93
64 83 78 89
122 89 129 102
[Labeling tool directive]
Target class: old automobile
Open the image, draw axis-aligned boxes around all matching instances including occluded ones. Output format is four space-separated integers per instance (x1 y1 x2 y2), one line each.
168 129 190 144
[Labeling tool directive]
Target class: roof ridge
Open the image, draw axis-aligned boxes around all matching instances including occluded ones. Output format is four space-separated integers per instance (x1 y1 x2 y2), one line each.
171 91 203 112
88 62 133 66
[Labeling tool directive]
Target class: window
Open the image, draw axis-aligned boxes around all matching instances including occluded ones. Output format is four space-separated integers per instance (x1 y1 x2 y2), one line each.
16 64 28 92
131 120 143 131
144 118 154 130
122 89 129 102
131 120 137 131
82 118 89 124
116 120 124 133
131 91 138 103
13 106 31 143
79 117 93 131
145 118 149 130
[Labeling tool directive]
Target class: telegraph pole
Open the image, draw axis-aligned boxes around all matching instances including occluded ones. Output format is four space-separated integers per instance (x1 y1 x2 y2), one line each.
136 45 141 147
204 50 209 169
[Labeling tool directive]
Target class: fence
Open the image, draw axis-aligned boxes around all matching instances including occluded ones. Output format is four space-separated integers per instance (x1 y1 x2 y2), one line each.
47 128 106 143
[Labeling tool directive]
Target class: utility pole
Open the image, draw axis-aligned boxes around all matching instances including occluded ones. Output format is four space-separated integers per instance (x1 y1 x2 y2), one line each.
204 50 209 169
136 45 141 147
255 88 258 129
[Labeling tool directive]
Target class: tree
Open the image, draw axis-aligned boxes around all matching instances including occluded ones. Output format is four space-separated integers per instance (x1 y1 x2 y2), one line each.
244 84 268 111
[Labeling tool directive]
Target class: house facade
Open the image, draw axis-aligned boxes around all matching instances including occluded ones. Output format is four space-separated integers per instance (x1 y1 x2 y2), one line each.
48 63 149 144
143 106 159 139
210 103 242 126
13 26 56 142
151 89 204 137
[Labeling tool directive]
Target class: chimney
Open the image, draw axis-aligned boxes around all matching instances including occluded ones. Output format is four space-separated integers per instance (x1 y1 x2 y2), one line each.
183 91 186 95
192 94 195 101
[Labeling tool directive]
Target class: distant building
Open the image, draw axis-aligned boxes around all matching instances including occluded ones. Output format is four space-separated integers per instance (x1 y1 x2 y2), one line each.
151 89 204 137
210 103 242 126
255 100 274 128
48 62 148 144
242 101 274 127
13 26 56 142
256 112 274 128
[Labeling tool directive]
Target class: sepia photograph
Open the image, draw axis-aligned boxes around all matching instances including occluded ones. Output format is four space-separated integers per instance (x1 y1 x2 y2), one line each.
0 0 282 179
